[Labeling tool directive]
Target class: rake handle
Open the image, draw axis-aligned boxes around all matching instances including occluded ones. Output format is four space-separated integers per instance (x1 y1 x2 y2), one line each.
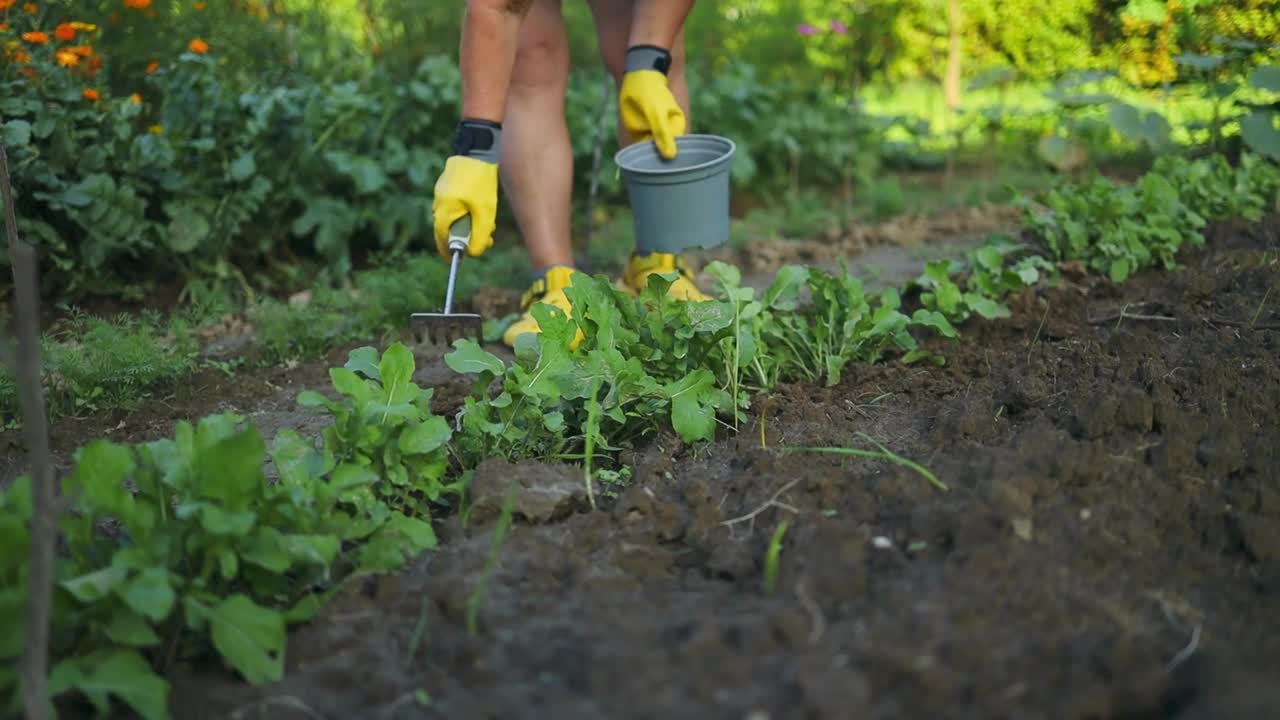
442 215 471 315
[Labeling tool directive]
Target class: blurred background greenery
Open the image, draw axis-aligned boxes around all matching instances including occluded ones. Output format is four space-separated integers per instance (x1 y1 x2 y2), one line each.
1 0 1278 304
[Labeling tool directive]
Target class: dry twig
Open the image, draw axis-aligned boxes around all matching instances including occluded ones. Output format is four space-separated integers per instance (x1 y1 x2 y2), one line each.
722 479 801 532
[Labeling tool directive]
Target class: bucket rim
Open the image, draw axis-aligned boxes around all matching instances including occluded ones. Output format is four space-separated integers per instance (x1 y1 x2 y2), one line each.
615 133 736 176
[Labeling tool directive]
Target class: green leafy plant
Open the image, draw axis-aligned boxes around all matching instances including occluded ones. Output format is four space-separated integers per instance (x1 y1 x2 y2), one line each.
0 310 199 425
1023 152 1280 281
445 272 737 466
297 344 462 521
0 399 446 717
913 259 1012 323
963 240 1057 300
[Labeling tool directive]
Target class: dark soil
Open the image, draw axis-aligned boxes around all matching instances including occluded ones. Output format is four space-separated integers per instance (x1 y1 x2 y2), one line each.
159 216 1280 720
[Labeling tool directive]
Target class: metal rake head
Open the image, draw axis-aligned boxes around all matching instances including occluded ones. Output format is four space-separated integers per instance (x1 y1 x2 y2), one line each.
410 311 484 347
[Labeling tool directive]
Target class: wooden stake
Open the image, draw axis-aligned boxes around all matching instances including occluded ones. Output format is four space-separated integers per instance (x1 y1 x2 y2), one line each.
2 131 55 720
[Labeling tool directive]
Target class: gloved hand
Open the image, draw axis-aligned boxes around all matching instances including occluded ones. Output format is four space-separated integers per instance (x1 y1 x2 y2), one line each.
619 45 686 160
432 119 502 260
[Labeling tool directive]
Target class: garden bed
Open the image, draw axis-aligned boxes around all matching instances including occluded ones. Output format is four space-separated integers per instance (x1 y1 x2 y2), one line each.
168 216 1279 719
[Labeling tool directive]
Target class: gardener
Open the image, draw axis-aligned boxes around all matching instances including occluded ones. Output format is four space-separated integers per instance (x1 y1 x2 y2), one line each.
430 0 707 348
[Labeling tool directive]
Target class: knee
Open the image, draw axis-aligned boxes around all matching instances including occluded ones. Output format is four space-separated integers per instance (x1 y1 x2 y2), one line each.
511 26 568 93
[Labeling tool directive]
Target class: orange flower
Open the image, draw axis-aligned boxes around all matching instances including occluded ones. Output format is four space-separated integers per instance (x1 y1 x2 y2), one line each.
188 38 208 54
55 48 78 66
195 1 206 8
145 59 159 73
55 22 75 41
0 0 15 11
83 88 99 101
23 2 36 13
124 0 151 8
12 49 31 63
21 31 48 44
0 24 9 32
72 45 92 56
130 92 142 104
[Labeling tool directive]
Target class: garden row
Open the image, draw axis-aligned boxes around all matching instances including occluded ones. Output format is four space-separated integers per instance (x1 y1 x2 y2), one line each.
2 151 1277 719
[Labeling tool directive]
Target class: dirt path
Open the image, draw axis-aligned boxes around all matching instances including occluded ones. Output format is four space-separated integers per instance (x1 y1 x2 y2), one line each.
167 217 1279 720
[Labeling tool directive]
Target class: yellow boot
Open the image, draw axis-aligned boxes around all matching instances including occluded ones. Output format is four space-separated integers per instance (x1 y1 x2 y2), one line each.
502 266 585 349
619 252 711 301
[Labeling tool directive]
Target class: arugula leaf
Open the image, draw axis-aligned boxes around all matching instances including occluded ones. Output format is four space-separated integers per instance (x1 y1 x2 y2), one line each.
49 650 169 720
103 611 162 648
764 265 809 309
398 416 451 454
119 567 176 623
444 340 505 377
61 566 130 604
665 370 719 443
208 594 286 684
911 309 959 338
345 346 381 380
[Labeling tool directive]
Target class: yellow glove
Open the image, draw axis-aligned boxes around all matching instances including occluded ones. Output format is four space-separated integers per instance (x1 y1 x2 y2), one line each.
432 120 502 260
619 46 686 160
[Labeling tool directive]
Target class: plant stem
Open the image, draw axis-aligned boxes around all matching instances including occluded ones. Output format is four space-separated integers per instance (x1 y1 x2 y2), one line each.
1250 287 1270 329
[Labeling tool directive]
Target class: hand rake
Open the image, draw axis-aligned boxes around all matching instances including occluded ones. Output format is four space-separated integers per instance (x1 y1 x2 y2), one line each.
411 215 484 346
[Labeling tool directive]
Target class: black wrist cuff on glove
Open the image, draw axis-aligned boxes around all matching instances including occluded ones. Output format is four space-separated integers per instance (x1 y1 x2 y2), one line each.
452 119 502 163
625 45 672 75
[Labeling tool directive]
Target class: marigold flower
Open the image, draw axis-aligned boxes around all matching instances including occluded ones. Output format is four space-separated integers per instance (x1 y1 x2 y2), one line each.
145 59 159 73
83 88 100 101
21 31 49 44
72 45 92 56
195 1 206 8
148 124 163 135
188 38 208 54
23 3 36 14
0 24 9 32
55 48 78 66
55 22 75 41
0 0 15 11
124 0 151 8
130 92 142 104
12 49 31 63
71 21 97 31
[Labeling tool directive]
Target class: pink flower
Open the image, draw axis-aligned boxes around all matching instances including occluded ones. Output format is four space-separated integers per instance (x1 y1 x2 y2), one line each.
830 20 848 35
796 23 818 36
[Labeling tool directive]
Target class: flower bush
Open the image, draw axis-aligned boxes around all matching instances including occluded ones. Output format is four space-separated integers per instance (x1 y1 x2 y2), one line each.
0 1 892 302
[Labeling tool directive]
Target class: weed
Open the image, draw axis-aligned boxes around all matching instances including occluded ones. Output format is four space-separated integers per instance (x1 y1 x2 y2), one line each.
792 433 946 491
763 520 790 595
466 489 517 637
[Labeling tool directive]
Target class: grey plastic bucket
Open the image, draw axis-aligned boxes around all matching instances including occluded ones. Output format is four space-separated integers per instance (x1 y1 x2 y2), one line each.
614 134 736 253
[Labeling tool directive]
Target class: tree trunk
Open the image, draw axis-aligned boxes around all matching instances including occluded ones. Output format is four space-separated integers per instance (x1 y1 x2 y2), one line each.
3 135 56 720
944 0 963 112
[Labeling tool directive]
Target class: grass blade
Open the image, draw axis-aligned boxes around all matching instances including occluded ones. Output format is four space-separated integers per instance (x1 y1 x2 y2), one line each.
790 433 946 491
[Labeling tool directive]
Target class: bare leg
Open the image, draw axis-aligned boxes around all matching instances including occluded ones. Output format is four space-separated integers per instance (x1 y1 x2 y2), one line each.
501 0 574 272
586 0 691 146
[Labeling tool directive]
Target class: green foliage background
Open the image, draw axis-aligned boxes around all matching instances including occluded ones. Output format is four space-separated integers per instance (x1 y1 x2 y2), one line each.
0 0 1277 301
